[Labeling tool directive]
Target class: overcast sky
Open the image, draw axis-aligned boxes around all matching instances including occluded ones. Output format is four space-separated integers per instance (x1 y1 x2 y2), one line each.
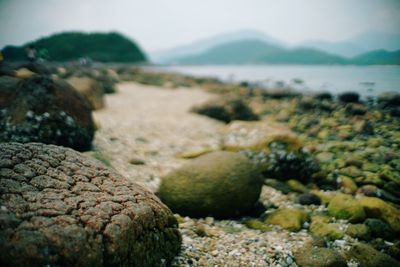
0 0 399 52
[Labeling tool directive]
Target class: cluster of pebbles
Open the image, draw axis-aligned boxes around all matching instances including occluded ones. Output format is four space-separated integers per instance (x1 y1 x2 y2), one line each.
91 82 330 266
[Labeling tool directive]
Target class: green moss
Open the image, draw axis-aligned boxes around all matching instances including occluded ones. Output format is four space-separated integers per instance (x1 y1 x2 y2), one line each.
328 193 366 223
287 179 308 193
359 196 400 233
309 215 344 240
265 208 308 232
244 219 272 232
338 176 358 194
310 190 336 205
345 224 370 240
345 242 399 267
84 151 112 167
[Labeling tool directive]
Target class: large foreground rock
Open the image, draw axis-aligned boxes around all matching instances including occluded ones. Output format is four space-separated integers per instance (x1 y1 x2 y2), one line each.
0 143 181 267
158 151 263 218
0 76 95 151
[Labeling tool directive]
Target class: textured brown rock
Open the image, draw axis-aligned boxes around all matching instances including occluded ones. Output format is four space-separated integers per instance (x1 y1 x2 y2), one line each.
0 143 181 267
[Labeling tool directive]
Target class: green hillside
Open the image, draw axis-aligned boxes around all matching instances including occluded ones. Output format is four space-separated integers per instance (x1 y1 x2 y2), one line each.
2 32 147 62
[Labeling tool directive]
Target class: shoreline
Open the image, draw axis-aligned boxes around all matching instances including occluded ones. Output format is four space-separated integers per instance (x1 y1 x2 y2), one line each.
1 63 399 266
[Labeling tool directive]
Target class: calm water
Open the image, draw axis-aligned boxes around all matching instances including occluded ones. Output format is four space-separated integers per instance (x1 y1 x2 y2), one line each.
154 65 400 97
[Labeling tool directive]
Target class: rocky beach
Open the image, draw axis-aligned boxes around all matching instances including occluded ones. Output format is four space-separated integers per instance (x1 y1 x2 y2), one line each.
1 63 400 266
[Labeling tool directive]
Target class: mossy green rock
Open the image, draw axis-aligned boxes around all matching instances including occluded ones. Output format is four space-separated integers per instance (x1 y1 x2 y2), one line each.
158 151 263 218
358 197 400 233
380 167 400 186
295 247 347 267
339 166 363 178
328 193 366 223
345 224 371 240
311 190 336 205
364 219 394 240
310 215 345 240
338 175 358 194
244 219 272 232
345 242 400 267
287 179 308 193
265 208 308 231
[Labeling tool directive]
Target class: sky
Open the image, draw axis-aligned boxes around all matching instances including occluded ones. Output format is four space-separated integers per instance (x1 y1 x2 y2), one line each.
0 0 399 52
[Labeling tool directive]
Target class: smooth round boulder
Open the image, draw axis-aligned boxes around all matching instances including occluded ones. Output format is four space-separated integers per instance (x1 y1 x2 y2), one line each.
158 151 263 218
0 76 95 151
0 143 181 267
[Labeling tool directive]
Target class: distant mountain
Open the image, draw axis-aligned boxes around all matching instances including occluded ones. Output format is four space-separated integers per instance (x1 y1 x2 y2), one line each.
2 32 147 62
351 49 400 65
298 40 366 58
177 40 282 64
152 30 400 64
177 39 347 65
150 29 285 63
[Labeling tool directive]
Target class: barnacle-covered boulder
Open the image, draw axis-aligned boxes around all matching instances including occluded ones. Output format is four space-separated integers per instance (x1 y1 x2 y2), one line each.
0 76 20 107
0 76 95 151
0 142 181 267
262 143 320 183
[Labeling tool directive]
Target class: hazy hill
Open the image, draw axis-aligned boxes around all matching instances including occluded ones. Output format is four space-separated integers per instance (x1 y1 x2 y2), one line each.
351 49 400 65
150 29 284 63
151 30 400 64
2 32 147 62
176 40 283 64
177 39 347 65
298 40 366 58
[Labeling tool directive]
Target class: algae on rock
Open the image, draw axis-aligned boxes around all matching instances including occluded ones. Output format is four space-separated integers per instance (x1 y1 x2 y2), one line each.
158 151 263 218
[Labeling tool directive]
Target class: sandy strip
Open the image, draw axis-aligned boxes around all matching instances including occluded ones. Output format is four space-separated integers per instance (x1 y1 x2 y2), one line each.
93 82 223 191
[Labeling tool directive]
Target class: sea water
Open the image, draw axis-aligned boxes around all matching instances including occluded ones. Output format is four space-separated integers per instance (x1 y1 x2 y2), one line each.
153 65 400 98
